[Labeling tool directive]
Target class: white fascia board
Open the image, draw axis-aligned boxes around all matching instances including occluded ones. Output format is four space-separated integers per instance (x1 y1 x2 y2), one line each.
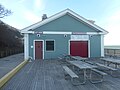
21 10 68 32
43 31 72 34
86 32 105 35
21 30 104 35
68 9 108 34
86 32 98 35
21 9 108 34
72 32 105 35
21 31 34 34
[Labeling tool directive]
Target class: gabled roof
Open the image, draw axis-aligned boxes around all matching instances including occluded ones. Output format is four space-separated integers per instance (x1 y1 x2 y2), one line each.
21 9 108 34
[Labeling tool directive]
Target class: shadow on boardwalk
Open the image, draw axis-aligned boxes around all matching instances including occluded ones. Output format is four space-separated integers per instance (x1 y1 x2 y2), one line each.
0 53 24 79
2 59 120 90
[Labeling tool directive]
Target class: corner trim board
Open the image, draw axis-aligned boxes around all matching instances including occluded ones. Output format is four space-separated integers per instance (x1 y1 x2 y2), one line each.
24 34 29 60
101 35 104 57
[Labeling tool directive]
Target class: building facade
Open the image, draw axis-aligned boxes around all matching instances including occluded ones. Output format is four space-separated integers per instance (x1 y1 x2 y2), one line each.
21 9 108 60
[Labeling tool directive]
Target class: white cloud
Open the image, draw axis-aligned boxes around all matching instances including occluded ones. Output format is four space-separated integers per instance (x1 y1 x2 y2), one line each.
34 0 45 11
110 12 120 22
34 0 42 8
23 10 41 23
104 11 120 45
17 0 25 3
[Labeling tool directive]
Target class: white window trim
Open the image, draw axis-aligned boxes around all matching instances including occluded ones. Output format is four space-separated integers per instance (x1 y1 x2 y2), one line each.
45 39 55 52
33 40 44 60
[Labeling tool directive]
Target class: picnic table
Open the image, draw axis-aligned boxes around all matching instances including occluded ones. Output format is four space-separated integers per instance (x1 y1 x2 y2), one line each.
101 58 120 68
71 56 87 61
67 61 97 84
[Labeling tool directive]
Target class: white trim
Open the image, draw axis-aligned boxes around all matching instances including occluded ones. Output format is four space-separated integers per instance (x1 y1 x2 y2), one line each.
86 32 104 35
68 40 90 57
21 30 106 35
21 9 108 34
21 31 34 34
101 35 104 57
33 40 44 60
45 39 55 52
43 31 72 34
71 35 89 41
68 9 108 34
68 40 70 55
24 34 29 60
21 10 68 32
43 31 103 35
88 40 90 58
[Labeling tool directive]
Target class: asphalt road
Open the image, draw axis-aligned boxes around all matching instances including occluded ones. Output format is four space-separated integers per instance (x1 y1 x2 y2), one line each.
0 53 24 79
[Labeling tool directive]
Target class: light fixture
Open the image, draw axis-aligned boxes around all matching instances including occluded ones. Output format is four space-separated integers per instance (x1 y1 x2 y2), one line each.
64 34 67 37
37 34 40 37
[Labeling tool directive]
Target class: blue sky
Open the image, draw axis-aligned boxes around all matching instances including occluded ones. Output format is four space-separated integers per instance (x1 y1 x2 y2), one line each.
0 0 120 45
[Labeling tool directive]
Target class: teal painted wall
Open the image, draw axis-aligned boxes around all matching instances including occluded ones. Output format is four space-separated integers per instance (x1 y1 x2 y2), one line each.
28 14 102 59
28 34 102 59
33 14 99 32
90 35 101 57
29 34 70 59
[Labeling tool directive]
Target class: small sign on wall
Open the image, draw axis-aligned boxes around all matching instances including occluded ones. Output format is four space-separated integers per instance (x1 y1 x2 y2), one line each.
71 35 89 40
31 46 33 48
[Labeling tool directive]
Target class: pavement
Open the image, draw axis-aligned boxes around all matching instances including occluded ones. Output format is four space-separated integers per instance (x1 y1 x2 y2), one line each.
0 53 24 79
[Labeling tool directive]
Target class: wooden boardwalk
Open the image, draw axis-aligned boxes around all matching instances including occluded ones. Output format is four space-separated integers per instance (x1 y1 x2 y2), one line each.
2 59 120 90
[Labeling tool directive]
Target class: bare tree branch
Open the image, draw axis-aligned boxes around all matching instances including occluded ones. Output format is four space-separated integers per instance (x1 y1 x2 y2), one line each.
0 4 12 18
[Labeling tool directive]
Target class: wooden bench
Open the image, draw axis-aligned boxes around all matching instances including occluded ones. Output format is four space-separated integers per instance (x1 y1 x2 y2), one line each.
90 68 107 83
85 61 94 65
58 54 71 60
95 63 118 77
96 63 117 71
92 69 107 75
63 66 79 85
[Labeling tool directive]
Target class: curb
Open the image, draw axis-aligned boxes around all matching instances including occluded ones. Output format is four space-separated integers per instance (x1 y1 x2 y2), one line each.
0 60 28 88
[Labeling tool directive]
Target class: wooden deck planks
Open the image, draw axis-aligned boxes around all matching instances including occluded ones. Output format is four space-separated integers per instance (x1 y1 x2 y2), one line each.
2 59 120 90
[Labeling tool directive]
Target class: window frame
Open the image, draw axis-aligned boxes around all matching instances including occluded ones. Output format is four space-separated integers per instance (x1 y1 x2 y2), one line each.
45 40 55 52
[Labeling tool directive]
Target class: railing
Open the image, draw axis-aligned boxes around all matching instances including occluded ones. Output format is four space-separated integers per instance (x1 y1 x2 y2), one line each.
104 49 120 57
0 48 23 58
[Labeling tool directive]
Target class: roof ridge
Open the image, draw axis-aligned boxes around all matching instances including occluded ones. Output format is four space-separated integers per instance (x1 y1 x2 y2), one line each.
21 8 108 34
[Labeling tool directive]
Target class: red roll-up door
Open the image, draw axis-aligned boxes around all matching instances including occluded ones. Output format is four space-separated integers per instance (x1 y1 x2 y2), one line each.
70 41 88 57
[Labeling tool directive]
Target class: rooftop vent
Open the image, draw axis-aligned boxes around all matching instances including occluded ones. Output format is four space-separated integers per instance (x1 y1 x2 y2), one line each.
42 14 47 20
88 20 95 24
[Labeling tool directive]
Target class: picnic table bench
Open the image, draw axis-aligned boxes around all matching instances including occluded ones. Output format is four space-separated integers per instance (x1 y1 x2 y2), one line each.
96 63 117 71
95 63 118 77
90 68 107 83
71 56 87 61
63 66 79 85
101 58 120 68
58 54 72 60
67 61 108 84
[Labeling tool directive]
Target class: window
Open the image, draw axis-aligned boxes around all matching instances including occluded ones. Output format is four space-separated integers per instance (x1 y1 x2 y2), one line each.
46 41 54 51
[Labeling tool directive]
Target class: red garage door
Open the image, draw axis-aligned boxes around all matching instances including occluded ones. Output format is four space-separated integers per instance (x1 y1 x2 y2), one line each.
35 41 43 59
70 41 88 57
